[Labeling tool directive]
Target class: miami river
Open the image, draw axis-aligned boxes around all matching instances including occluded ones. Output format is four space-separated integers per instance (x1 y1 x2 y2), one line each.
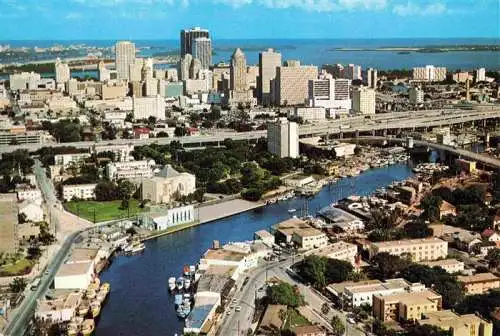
95 163 414 336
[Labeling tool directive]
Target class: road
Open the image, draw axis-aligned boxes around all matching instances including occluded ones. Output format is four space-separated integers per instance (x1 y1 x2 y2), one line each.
1 108 500 154
218 255 364 336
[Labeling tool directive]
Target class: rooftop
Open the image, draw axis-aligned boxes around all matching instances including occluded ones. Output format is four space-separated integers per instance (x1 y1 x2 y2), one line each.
204 248 247 262
420 310 490 330
371 237 446 248
56 262 93 277
315 241 357 257
196 274 232 294
255 230 273 238
294 325 325 336
420 258 463 267
327 280 381 296
68 248 98 263
259 304 287 331
457 272 500 284
376 290 441 305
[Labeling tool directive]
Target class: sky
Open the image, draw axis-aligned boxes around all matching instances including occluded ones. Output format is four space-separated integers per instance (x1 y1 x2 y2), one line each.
0 0 499 40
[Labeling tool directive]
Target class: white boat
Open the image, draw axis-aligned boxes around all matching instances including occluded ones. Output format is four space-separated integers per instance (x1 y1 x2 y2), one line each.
184 278 191 290
176 277 184 290
287 209 297 213
129 242 145 254
168 277 176 291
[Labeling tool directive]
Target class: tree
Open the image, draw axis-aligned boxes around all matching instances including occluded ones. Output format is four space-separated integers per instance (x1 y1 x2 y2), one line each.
486 248 500 270
267 283 305 307
370 253 409 279
174 126 187 137
325 259 354 284
419 195 443 222
118 179 136 201
330 316 345 336
297 255 327 288
18 213 27 224
27 246 42 260
321 302 330 315
94 181 119 201
9 277 27 293
404 220 433 239
407 324 452 336
241 188 263 202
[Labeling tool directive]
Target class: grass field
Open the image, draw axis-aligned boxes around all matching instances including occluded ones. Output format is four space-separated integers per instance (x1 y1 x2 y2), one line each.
0 258 33 276
64 199 147 223
284 308 311 331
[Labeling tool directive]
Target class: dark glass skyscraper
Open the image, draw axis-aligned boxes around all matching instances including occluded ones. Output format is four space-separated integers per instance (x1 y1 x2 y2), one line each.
180 27 210 57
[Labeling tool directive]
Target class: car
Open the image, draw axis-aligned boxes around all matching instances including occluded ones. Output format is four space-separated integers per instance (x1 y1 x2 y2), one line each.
235 306 241 312
226 311 231 315
347 317 356 324
232 298 237 303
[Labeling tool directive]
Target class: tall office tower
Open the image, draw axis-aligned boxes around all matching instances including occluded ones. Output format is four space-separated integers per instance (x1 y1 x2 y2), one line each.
275 61 318 106
412 65 447 82
230 48 247 92
308 74 351 109
367 68 378 89
55 58 70 84
345 64 362 80
258 48 282 106
144 78 159 97
98 61 111 82
192 37 212 70
142 58 154 80
129 59 143 82
476 68 486 82
180 27 210 57
352 87 376 114
190 58 202 79
179 54 193 81
267 118 299 158
115 41 136 81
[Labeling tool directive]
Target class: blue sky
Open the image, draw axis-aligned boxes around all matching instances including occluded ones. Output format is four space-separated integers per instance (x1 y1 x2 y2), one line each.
0 0 499 40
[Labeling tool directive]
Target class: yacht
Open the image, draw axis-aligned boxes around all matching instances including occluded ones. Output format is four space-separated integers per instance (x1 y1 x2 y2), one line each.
90 301 101 318
184 278 191 290
81 319 95 336
168 277 176 291
287 208 297 213
176 277 184 290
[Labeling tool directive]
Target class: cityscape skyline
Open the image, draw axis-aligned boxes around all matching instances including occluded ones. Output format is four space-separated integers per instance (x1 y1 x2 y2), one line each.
0 0 498 40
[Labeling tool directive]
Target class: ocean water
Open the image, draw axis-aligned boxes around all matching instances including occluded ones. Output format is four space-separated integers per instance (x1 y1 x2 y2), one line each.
1 38 499 70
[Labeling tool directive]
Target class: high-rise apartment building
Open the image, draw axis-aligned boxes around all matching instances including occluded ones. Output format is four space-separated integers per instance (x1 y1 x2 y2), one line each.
409 87 424 104
476 68 486 82
352 86 376 114
98 61 111 82
275 61 318 106
258 48 282 106
133 95 166 120
367 68 377 89
192 37 212 70
115 41 136 81
55 58 70 84
308 74 351 110
129 59 143 83
180 27 210 57
345 64 362 80
230 48 247 92
412 65 447 82
267 118 299 158
142 58 154 81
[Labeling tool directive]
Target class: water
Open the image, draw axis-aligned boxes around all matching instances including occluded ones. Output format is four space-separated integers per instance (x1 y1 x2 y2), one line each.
95 163 414 336
1 38 499 70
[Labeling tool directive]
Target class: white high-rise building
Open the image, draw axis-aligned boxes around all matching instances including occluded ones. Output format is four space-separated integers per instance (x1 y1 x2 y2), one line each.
115 41 136 81
308 74 351 110
412 65 447 82
346 64 362 80
409 87 424 104
55 58 70 84
98 61 111 82
192 37 212 70
129 59 143 83
133 95 166 120
352 87 376 114
267 118 299 158
259 48 282 106
367 68 377 89
476 68 486 82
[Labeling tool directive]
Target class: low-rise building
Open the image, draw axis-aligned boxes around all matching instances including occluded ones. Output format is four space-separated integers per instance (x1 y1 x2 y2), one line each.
419 259 464 274
62 184 97 202
19 202 44 222
16 187 42 202
439 201 457 219
199 246 257 280
293 325 327 336
17 223 41 241
456 159 477 174
93 144 134 162
258 304 287 335
105 160 155 181
54 152 91 169
418 310 493 336
369 238 448 262
54 262 95 289
141 205 197 231
35 292 83 323
457 273 500 295
273 217 327 250
254 230 275 246
314 241 358 264
327 278 426 308
141 165 196 204
372 290 442 322
317 206 365 232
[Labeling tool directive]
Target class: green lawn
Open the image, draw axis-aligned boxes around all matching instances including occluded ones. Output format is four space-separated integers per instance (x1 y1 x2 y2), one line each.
64 199 147 223
284 308 311 331
1 258 33 276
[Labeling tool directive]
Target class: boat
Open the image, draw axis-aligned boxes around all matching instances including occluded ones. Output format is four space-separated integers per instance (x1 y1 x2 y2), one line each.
183 265 190 276
168 277 176 291
86 289 97 300
96 290 107 303
67 322 79 336
100 282 110 294
128 242 145 254
176 277 184 290
174 294 183 306
184 278 191 290
287 209 297 213
81 319 95 336
90 301 101 318
189 265 196 274
77 300 90 316
176 295 192 318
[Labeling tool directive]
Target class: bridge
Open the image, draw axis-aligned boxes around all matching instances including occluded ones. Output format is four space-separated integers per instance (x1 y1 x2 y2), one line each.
1 107 500 154
342 136 500 169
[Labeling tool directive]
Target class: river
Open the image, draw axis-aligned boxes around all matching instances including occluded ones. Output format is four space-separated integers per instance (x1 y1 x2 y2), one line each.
95 163 414 336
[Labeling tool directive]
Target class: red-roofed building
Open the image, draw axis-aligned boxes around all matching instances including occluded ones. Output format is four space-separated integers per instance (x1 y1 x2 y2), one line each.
134 127 150 139
187 127 200 136
481 228 500 248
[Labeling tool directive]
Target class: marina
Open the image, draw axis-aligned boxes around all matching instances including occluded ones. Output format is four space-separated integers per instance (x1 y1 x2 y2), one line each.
95 163 415 335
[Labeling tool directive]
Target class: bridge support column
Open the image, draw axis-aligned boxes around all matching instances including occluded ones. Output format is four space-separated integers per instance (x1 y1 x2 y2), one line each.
355 130 359 138
372 130 376 136
485 133 490 148
383 129 387 137
339 132 343 139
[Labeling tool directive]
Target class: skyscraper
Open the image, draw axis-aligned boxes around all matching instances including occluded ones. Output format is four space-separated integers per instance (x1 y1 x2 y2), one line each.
352 87 376 114
179 54 193 81
258 48 282 106
230 48 247 92
98 61 110 82
267 118 299 158
192 37 212 70
367 68 378 89
115 41 136 81
190 58 202 79
345 64 362 80
275 61 318 106
180 27 210 57
55 58 70 84
308 74 351 110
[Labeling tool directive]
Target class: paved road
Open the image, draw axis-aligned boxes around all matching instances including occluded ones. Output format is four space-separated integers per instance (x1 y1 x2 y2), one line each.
1 108 499 154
